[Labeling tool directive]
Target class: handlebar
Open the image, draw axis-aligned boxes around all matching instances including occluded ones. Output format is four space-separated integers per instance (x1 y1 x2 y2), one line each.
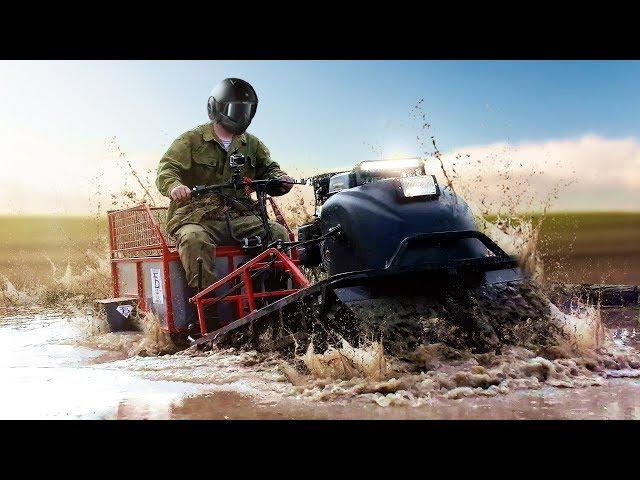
192 177 306 198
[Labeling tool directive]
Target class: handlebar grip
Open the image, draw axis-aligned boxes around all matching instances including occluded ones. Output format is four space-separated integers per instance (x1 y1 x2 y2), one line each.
191 183 232 197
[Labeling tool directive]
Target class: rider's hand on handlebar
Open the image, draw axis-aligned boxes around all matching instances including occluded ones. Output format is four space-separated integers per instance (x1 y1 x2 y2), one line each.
170 184 192 202
278 175 295 194
243 177 256 195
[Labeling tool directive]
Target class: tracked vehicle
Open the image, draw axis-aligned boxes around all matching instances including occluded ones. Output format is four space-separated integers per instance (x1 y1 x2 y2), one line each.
101 157 562 354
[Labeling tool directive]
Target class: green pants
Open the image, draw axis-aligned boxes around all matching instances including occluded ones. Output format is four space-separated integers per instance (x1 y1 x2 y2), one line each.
175 216 290 288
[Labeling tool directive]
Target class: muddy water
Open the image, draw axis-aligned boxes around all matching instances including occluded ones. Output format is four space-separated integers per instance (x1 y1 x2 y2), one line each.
1 305 639 419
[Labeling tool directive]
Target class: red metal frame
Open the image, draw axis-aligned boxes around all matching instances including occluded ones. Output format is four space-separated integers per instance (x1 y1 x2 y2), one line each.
107 204 178 330
107 199 307 335
190 247 310 335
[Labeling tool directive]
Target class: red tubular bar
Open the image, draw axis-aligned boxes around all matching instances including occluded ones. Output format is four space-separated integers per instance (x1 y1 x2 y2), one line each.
135 261 146 311
198 290 300 305
107 202 308 335
190 247 310 335
268 197 296 241
242 270 257 313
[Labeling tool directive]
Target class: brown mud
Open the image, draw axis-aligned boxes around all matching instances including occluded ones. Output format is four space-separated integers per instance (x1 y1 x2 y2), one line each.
0 304 638 419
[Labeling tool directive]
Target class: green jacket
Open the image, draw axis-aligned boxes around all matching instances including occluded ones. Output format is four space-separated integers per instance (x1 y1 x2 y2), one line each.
156 123 287 235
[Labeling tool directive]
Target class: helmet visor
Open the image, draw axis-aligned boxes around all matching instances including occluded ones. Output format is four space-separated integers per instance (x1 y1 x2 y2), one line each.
223 102 255 122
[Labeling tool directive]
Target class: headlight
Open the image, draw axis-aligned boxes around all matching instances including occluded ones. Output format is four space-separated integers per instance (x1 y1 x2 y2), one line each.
359 158 423 172
399 175 438 198
328 172 355 194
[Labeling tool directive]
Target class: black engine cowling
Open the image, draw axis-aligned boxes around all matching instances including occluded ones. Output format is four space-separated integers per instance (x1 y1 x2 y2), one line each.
316 178 488 276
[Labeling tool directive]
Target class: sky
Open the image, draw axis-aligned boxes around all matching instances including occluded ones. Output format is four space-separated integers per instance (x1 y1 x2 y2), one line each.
0 60 639 214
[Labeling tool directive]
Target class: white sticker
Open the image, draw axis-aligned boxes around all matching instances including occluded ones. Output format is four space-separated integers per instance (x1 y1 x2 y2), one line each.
116 304 134 318
150 268 164 305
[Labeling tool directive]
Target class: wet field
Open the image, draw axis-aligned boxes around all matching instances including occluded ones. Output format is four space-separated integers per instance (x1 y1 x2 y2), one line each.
1 212 639 288
1 305 638 420
1 212 639 419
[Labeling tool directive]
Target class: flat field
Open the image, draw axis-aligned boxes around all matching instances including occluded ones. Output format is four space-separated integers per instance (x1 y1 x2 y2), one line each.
0 212 638 288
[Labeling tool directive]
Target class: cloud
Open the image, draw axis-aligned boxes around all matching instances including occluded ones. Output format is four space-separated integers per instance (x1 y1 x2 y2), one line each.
0 131 638 214
0 121 165 215
432 134 640 212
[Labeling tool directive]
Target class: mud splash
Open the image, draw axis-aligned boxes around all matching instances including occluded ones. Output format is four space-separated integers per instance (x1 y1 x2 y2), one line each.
268 105 640 405
300 339 387 381
410 100 580 281
70 311 178 357
0 249 111 309
278 303 640 407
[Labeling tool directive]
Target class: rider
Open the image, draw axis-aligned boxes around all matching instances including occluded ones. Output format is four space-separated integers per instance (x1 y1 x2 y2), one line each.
156 78 294 289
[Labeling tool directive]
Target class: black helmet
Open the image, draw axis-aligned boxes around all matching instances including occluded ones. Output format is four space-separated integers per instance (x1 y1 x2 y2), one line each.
207 78 258 135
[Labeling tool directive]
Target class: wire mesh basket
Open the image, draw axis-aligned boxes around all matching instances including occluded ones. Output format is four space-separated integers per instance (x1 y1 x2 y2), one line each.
108 205 175 258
